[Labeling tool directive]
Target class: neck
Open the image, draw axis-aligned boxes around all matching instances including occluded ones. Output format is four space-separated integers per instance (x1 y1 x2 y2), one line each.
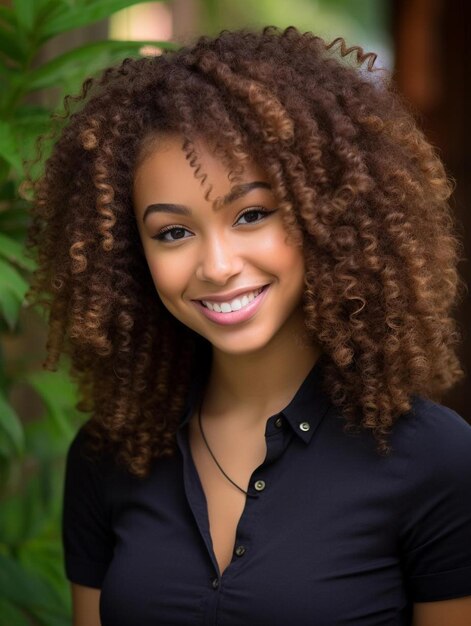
201 323 323 431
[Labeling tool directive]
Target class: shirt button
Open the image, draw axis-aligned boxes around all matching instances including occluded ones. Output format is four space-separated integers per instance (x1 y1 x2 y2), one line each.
275 416 283 428
211 577 219 589
235 545 246 557
299 421 310 432
254 480 266 491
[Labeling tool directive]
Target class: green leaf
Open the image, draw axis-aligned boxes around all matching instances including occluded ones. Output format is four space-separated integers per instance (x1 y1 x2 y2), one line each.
0 165 11 192
18 538 66 595
0 390 24 456
24 412 75 463
15 104 52 121
0 6 16 29
0 598 30 626
0 554 62 616
0 258 29 301
32 610 71 626
33 610 71 626
12 0 35 33
0 434 12 459
40 0 161 41
0 234 36 272
0 462 54 543
0 258 28 331
21 369 78 445
0 122 23 172
0 284 21 332
0 23 27 64
11 117 52 173
0 204 32 241
26 38 177 92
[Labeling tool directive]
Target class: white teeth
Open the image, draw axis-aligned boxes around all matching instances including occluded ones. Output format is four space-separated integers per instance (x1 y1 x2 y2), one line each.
202 287 264 313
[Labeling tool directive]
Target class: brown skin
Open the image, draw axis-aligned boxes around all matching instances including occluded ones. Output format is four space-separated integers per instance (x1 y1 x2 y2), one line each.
70 584 100 626
413 596 471 626
133 133 322 432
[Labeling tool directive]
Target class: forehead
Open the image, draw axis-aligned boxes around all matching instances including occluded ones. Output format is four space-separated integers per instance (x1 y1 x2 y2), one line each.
133 133 269 211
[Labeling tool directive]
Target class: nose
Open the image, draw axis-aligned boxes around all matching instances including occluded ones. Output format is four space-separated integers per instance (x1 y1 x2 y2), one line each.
195 232 244 284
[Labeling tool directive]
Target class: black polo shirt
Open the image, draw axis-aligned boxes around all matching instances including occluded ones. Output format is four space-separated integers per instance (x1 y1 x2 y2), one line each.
62 354 471 625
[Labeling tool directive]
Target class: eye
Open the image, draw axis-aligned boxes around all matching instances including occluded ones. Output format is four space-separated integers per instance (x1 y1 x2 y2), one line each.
236 207 276 225
151 206 276 243
152 225 191 243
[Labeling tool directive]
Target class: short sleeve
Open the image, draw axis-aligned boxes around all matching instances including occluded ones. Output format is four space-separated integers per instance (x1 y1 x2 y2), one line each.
399 400 471 602
62 424 115 588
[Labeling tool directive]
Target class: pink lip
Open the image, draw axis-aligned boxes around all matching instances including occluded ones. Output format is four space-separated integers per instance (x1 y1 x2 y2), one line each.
192 284 271 325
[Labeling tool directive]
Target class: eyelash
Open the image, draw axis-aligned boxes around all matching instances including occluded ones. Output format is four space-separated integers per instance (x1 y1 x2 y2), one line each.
151 207 276 243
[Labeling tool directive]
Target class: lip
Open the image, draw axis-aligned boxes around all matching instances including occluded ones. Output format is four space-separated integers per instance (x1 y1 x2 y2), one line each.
192 284 269 303
192 284 271 326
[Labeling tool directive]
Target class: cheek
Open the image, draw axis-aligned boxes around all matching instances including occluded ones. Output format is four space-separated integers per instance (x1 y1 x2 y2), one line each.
145 253 182 299
267 229 305 277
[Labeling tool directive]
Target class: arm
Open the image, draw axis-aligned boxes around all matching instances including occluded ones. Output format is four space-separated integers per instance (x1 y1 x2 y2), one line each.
413 596 471 626
71 582 102 626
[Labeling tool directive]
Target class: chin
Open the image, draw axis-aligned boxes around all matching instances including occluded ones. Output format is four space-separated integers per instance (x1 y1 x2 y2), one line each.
205 323 282 355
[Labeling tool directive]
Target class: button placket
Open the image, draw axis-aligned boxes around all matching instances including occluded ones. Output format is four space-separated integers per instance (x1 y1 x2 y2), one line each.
218 415 280 581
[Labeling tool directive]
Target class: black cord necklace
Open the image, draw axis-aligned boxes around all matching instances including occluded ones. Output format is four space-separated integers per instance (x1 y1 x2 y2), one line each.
197 394 249 496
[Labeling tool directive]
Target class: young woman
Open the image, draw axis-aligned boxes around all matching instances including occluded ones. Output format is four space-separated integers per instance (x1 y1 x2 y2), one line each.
26 25 471 626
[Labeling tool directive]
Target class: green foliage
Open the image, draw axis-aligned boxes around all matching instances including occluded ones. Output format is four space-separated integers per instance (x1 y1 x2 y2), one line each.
0 1 176 623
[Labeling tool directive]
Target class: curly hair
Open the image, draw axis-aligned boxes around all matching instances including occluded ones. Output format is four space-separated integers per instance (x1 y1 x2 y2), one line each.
25 25 466 478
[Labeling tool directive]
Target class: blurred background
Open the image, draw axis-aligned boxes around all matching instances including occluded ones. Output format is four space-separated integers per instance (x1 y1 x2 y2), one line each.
0 0 469 623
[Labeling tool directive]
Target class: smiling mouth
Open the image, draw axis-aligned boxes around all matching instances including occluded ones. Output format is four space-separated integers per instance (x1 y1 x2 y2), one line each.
198 285 268 312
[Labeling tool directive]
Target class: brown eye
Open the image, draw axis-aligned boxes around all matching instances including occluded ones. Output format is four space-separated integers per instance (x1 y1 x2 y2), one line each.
152 226 190 242
237 207 276 225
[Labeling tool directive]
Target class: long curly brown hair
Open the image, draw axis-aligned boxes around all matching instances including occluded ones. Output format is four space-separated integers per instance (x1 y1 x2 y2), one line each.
25 25 466 478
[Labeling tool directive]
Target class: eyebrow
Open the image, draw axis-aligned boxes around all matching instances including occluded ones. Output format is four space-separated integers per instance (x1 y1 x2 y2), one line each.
142 181 272 222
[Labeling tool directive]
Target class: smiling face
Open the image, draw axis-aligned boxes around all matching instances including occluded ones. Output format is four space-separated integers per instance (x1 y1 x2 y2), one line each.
133 133 308 357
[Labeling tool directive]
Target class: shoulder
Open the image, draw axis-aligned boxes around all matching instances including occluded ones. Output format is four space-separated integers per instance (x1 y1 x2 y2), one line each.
67 422 98 466
402 395 471 467
410 394 470 430
67 422 88 458
65 420 117 483
393 395 471 502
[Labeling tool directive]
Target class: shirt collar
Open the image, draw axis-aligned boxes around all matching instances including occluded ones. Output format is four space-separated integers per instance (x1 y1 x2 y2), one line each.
280 354 331 444
177 353 331 445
